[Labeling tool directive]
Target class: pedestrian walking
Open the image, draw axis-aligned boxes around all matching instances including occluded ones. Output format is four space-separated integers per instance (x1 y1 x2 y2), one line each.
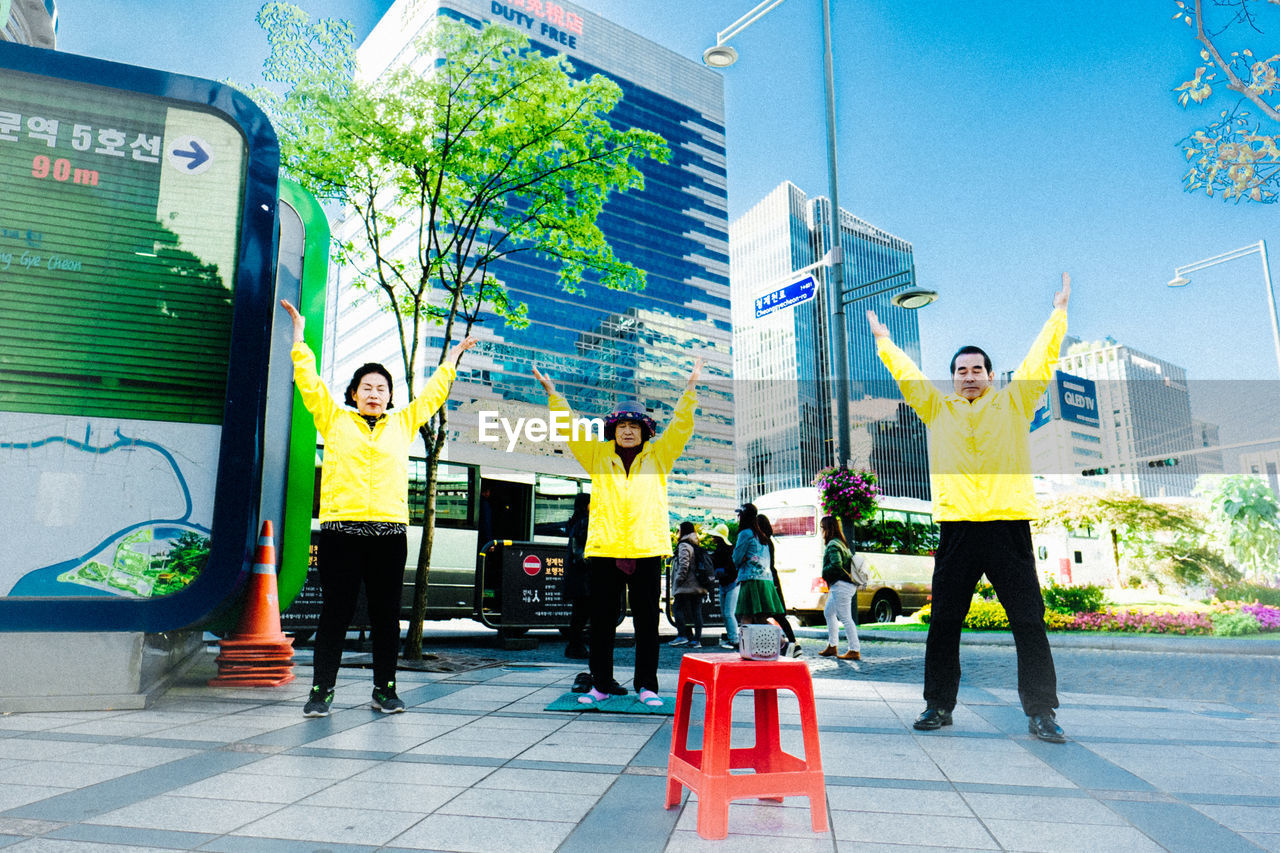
533 358 704 707
867 272 1072 743
734 504 801 658
818 515 861 660
280 299 476 718
670 521 706 648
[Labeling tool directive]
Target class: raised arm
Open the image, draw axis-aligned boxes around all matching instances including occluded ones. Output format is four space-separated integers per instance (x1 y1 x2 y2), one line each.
281 299 338 431
650 357 704 466
1009 273 1071 413
868 309 942 424
535 366 601 469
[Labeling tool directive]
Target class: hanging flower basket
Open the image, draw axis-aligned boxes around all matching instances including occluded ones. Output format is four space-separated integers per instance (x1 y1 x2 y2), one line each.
814 466 880 526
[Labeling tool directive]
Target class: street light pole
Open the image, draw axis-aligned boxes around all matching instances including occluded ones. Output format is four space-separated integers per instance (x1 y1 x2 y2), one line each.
1169 239 1280 377
818 0 851 468
705 1 936 471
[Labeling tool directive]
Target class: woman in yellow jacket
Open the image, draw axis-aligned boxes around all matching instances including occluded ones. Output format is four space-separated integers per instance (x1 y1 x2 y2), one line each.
281 300 475 718
534 359 703 707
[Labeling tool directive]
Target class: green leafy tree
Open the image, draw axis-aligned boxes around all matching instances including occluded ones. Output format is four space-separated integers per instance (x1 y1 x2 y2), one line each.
1035 491 1235 589
248 3 669 658
1198 474 1280 580
1172 0 1280 202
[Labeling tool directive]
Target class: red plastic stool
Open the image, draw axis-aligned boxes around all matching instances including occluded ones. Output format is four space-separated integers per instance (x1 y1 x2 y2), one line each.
665 652 827 839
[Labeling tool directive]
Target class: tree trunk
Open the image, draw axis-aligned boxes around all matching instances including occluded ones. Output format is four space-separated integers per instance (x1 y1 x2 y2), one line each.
1111 529 1122 588
403 422 443 660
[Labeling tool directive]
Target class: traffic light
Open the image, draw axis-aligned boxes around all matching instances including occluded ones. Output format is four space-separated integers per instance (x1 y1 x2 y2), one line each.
1147 458 1179 468
1081 467 1110 476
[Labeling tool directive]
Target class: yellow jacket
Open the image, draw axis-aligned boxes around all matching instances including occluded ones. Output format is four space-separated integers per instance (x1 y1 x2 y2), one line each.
876 308 1067 521
291 343 456 523
549 389 697 558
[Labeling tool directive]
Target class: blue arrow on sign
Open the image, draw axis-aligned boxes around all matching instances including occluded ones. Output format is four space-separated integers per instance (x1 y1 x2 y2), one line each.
172 140 209 170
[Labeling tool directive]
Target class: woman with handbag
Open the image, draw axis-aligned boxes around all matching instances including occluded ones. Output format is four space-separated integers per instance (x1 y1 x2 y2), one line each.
819 515 862 661
670 521 706 648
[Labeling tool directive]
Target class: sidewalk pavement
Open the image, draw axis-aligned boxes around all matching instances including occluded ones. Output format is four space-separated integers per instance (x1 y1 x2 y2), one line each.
0 646 1277 853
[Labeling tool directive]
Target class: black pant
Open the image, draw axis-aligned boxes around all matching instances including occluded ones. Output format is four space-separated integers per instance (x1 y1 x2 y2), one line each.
674 592 703 642
312 530 407 690
566 596 590 647
588 556 660 694
924 521 1059 716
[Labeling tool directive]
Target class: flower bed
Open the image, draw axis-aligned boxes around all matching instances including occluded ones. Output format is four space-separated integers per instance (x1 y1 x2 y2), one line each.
913 599 1279 636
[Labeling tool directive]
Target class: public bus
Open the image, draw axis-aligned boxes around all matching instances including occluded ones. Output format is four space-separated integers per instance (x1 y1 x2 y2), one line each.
285 444 590 637
753 488 937 624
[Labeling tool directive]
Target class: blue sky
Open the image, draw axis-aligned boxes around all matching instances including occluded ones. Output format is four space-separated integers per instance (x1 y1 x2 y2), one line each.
53 1 1280 412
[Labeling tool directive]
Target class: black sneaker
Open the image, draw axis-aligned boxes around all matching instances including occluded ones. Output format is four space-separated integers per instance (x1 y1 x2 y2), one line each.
371 681 406 714
303 686 334 717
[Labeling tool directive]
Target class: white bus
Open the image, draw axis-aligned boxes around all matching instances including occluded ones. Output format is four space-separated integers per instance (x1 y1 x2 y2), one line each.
753 488 936 624
287 445 590 634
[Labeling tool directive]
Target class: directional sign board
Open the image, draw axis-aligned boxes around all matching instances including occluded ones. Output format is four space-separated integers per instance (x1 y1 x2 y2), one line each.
755 274 817 319
0 43 279 632
1055 372 1099 427
1030 371 1098 432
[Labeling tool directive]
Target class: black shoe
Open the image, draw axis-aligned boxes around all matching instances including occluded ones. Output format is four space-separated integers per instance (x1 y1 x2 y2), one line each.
1028 712 1067 743
303 686 334 718
571 672 593 693
912 706 953 730
371 682 406 714
601 680 628 696
565 643 589 660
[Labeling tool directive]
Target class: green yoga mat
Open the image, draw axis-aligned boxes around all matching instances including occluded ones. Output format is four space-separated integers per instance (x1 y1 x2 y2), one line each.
545 692 675 715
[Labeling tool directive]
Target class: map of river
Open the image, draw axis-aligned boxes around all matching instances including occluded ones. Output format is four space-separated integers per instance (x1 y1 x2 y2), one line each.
0 415 219 598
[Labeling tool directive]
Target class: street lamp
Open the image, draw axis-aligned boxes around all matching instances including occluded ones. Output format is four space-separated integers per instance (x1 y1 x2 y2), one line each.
705 0 934 468
1168 240 1280 377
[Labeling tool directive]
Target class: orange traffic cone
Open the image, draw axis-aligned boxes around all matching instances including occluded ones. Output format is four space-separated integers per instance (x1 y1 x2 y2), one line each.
209 520 296 687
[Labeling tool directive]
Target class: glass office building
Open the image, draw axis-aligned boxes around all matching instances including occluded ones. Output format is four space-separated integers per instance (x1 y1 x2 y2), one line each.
328 0 735 522
730 182 930 503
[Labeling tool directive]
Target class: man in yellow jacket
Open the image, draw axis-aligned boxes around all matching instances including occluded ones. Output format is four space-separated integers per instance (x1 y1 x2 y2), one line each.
534 360 702 707
867 274 1071 743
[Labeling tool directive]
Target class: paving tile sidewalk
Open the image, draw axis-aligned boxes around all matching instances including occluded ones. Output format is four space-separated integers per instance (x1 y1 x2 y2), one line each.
0 650 1277 852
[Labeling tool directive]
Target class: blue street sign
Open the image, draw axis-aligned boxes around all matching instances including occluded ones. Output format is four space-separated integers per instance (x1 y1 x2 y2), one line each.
754 274 817 318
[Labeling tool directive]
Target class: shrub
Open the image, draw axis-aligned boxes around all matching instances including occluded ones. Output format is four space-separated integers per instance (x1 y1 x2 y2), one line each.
1240 602 1280 631
975 581 996 601
1212 583 1280 607
1043 609 1076 631
1042 580 1106 614
963 600 1009 629
1212 611 1261 636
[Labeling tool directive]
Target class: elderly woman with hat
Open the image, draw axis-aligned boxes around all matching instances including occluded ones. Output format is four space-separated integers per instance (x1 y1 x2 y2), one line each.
534 360 703 707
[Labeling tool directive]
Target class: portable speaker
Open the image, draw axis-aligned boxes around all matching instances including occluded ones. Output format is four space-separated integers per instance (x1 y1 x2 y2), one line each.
738 623 783 660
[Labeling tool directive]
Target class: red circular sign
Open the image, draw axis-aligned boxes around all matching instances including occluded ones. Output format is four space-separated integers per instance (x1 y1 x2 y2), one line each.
522 555 542 577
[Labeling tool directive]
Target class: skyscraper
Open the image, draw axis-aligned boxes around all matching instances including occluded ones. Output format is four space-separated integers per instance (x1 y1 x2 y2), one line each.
328 0 735 520
730 181 929 503
1058 337 1198 497
1 0 57 47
